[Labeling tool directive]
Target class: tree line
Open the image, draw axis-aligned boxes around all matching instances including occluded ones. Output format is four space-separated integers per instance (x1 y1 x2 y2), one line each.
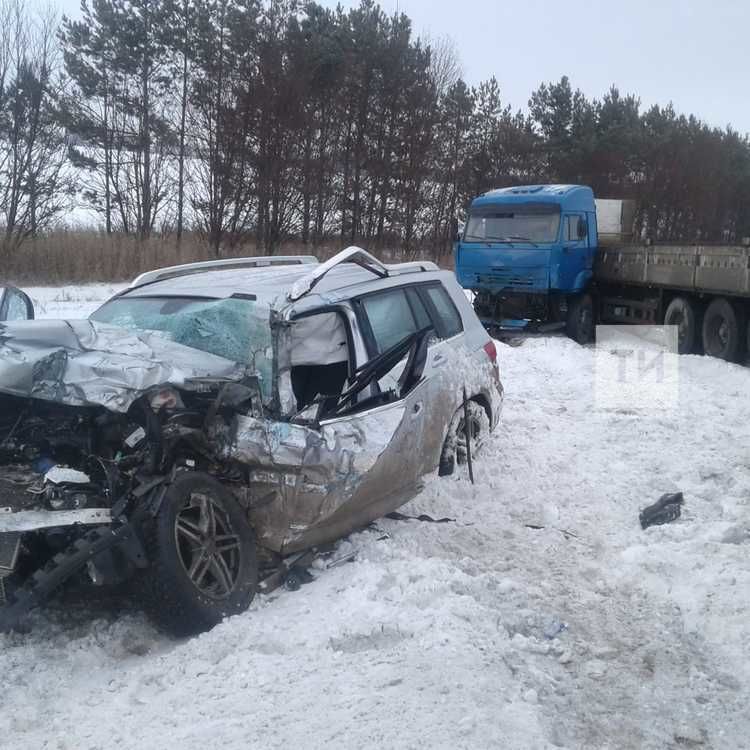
1 0 749 259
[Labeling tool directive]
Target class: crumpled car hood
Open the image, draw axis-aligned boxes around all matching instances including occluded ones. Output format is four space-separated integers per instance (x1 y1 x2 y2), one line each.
0 319 249 412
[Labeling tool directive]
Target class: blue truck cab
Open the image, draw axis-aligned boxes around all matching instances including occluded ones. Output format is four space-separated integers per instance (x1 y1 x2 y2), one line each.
455 185 598 342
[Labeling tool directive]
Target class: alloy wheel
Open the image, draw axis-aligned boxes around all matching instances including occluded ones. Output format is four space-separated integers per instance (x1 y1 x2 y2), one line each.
174 491 242 599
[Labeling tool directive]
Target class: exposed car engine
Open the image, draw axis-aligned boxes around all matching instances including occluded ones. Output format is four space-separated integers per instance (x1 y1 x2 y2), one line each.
0 382 255 623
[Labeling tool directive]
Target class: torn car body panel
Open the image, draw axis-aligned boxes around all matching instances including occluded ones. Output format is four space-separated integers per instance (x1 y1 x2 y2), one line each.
0 319 250 412
0 507 112 533
287 246 389 301
219 394 421 553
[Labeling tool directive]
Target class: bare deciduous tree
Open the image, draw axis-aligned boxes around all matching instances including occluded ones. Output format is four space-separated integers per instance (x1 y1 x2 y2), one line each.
0 0 70 253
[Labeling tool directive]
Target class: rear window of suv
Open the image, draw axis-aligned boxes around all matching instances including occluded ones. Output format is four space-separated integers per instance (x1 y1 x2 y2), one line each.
357 282 463 355
423 285 463 338
360 288 420 354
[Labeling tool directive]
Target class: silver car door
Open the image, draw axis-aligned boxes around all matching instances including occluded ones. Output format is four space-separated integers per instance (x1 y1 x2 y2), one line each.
410 283 472 475
222 301 428 554
225 377 427 554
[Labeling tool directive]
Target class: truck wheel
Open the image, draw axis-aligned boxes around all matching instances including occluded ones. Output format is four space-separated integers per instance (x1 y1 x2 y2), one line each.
566 294 594 345
701 298 746 363
137 472 257 636
664 297 698 354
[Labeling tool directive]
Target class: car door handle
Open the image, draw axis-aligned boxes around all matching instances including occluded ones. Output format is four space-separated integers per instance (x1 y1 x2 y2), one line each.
433 353 447 366
412 402 423 416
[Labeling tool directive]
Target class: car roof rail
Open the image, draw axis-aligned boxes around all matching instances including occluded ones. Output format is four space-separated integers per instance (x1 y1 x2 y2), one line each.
288 246 396 301
130 255 319 289
391 260 440 274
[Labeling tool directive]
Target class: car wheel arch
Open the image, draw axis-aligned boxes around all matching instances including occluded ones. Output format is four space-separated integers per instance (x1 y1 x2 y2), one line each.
437 396 490 477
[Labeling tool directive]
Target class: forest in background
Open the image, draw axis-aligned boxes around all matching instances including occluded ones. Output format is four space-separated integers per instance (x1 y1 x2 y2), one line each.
2 0 750 281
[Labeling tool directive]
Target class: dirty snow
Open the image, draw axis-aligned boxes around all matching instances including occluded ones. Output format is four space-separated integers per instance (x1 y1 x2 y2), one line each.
1 285 749 749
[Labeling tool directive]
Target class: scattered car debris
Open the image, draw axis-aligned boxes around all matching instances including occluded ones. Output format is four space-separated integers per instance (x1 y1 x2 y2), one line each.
283 567 315 591
524 524 583 542
325 549 358 569
385 511 456 524
543 619 568 640
639 492 684 529
262 545 357 594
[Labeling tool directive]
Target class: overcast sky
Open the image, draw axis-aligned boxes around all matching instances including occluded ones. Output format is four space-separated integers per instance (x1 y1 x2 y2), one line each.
58 0 750 134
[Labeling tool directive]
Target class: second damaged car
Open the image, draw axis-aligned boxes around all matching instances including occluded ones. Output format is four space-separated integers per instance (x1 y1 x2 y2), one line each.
0 248 503 636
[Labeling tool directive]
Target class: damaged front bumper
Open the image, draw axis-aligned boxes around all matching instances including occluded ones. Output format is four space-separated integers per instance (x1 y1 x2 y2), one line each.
0 507 112 533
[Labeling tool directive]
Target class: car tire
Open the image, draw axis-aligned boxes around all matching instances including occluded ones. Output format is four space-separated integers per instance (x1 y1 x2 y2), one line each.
137 471 257 637
701 298 746 363
664 297 698 355
566 294 594 345
438 401 487 476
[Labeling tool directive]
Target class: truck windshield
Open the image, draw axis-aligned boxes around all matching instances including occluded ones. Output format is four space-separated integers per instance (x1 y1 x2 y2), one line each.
464 209 560 243
90 295 273 390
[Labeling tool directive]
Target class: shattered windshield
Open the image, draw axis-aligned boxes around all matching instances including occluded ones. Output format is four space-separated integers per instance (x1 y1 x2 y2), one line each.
91 295 273 392
464 208 560 243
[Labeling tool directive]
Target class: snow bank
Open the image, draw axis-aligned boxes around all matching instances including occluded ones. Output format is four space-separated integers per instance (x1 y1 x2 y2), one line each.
1 286 748 749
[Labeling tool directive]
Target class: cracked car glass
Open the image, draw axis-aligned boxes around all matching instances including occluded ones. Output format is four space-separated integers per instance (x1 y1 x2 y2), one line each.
91 296 273 398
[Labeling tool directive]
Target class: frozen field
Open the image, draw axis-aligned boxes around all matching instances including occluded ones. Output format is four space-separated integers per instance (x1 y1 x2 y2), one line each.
2 286 749 749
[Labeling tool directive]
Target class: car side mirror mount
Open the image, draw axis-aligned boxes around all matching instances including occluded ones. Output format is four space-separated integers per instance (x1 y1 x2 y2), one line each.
0 286 34 321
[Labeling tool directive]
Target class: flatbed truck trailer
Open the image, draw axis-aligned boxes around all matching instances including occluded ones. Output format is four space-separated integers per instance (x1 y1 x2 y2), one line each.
454 185 750 362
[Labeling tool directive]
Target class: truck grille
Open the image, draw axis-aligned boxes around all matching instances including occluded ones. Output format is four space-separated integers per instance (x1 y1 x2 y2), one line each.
476 272 538 288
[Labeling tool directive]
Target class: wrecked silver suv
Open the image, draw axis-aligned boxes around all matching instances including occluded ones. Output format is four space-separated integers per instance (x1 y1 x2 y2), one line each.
0 248 503 635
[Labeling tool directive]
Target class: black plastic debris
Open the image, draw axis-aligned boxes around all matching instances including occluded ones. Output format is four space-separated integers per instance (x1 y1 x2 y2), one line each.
284 567 314 591
385 511 456 524
639 492 684 529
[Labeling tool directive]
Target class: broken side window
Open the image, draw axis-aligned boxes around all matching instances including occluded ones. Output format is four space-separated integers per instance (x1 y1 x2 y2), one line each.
355 287 434 394
320 326 431 420
289 311 350 412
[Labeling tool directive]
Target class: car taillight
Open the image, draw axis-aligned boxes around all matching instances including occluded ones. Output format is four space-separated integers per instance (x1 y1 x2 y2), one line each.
483 339 497 364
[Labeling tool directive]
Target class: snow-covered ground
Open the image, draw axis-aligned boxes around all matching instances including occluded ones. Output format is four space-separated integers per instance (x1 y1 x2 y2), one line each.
2 286 749 749
23 283 128 319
